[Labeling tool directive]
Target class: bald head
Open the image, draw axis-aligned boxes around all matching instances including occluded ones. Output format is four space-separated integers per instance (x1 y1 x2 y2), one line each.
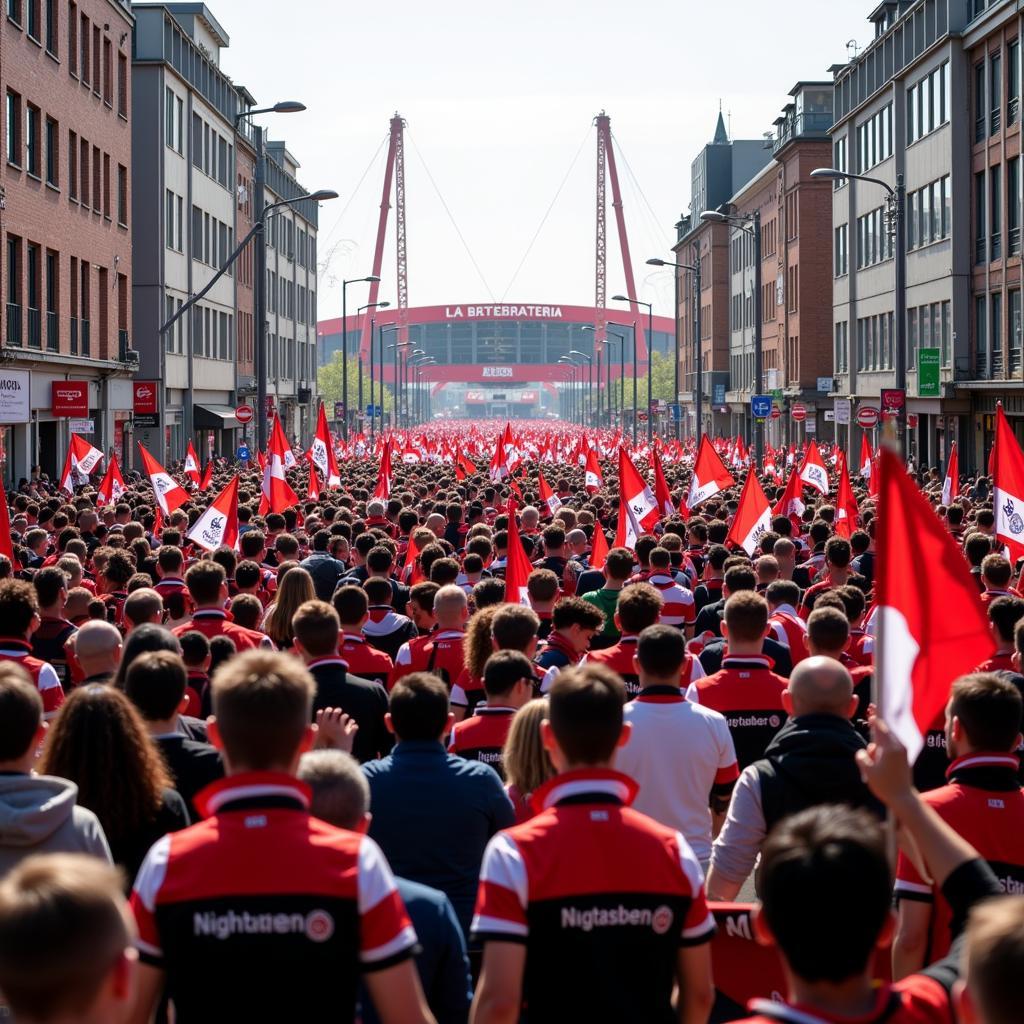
786 656 856 718
434 584 468 629
72 620 123 679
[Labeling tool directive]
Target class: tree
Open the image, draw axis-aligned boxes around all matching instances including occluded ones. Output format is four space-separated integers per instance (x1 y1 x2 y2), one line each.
620 351 677 405
317 353 393 419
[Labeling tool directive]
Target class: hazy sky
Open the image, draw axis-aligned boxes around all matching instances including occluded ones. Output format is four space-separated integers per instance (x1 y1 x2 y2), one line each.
213 0 869 319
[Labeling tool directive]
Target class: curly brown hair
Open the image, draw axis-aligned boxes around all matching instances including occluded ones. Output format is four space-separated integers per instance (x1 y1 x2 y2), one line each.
462 605 499 684
38 685 171 845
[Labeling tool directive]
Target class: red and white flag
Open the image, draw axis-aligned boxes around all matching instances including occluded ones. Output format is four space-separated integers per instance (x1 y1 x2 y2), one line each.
373 438 393 501
538 471 562 518
489 423 521 482
96 455 126 506
874 447 991 762
187 475 239 552
726 470 771 556
306 454 321 501
0 477 12 562
503 502 534 606
199 460 214 491
259 414 300 515
834 452 859 539
59 434 103 494
589 521 609 572
773 469 806 527
138 443 190 515
310 403 340 489
184 441 201 487
859 434 873 478
614 447 660 551
941 442 959 508
686 435 735 510
652 448 675 518
798 440 829 495
584 445 603 495
994 403 1024 562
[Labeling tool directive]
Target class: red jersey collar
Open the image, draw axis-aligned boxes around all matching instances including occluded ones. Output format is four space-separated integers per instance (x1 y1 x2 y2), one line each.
192 608 228 621
635 685 685 704
195 771 311 818
307 656 349 670
722 654 775 670
947 752 1020 776
532 768 639 813
544 631 583 665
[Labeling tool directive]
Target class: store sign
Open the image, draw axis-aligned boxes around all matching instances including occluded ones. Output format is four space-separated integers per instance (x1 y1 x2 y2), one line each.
69 419 95 434
444 305 563 320
0 369 30 423
834 399 852 425
918 348 941 398
133 381 159 416
52 381 89 417
482 367 514 378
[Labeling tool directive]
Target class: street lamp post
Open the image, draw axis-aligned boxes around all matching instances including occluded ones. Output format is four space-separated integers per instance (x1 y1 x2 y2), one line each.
559 356 580 423
568 351 594 426
613 298 653 442
700 211 762 466
647 258 682 440
377 325 398 438
605 324 629 429
359 302 389 439
340 276 381 441
811 167 907 460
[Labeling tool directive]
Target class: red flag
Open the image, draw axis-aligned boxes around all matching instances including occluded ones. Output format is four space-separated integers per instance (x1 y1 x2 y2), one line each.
186 475 239 552
458 451 477 476
584 445 603 495
773 469 806 528
184 441 201 486
798 440 829 495
96 455 126 506
994 403 1024 562
199 460 214 491
403 529 425 586
589 521 609 573
504 503 534 606
874 447 991 761
373 438 393 500
259 414 300 515
941 442 959 507
651 448 675 518
306 454 321 501
311 403 340 489
59 434 103 494
726 470 771 556
138 443 190 516
834 453 859 539
615 447 660 551
537 471 562 518
687 435 735 509
859 434 873 478
0 477 13 562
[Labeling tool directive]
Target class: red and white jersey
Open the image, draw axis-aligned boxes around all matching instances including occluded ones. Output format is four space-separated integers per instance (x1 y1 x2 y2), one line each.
647 573 697 629
0 638 64 716
388 629 466 690
338 633 394 687
767 605 808 665
617 688 738 863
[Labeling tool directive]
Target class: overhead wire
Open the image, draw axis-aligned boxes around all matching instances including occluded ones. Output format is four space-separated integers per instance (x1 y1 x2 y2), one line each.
406 128 497 302
499 124 593 302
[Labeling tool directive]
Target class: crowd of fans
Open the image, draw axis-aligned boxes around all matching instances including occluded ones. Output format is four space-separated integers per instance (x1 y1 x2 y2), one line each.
0 431 1020 1023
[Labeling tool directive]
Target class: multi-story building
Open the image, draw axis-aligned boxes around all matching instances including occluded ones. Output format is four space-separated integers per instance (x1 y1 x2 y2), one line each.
131 2 318 465
830 0 974 469
2 0 135 481
675 114 772 438
262 140 318 444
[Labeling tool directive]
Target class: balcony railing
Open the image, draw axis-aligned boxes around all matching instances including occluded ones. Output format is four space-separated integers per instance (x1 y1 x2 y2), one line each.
1012 345 1022 376
975 348 989 378
976 237 988 264
992 108 1002 136
992 232 1002 261
80 318 90 357
70 316 78 355
772 111 834 153
5 304 21 346
27 308 41 349
976 116 987 143
993 349 1005 377
1011 226 1022 256
1010 96 1020 124
46 310 57 351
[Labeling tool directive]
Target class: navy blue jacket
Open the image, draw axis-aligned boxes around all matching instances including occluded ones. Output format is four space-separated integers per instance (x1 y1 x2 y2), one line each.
360 877 472 1024
362 740 515 938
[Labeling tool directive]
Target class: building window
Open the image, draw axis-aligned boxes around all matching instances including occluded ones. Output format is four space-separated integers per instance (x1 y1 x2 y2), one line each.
856 206 893 268
6 0 21 24
907 61 950 144
44 0 55 54
175 96 183 152
91 144 100 211
976 171 987 264
855 104 892 173
26 244 40 348
908 175 951 250
976 295 988 377
68 1 76 75
1011 40 1021 125
117 163 126 226
6 236 21 346
117 53 127 117
1010 157 1021 256
6 91 21 166
26 0 37 39
45 249 57 351
191 205 201 261
91 25 99 96
993 291 1004 376
992 164 1003 260
25 105 39 177
45 117 57 186
164 87 174 148
79 13 89 86
102 38 112 105
68 129 77 199
991 51 1003 136
165 191 175 249
976 62 987 142
175 195 182 250
834 224 848 277
191 113 202 168
79 136 88 207
834 321 849 373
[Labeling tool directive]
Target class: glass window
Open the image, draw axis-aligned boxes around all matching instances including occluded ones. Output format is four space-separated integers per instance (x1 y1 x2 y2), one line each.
908 307 918 369
942 300 952 367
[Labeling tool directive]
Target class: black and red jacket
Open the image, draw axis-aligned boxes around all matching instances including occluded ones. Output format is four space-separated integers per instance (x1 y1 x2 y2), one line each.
447 705 516 778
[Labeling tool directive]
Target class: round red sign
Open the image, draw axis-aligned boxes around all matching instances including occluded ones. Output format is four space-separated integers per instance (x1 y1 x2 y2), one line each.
857 406 880 429
907 413 919 428
770 406 781 420
791 404 807 422
235 405 254 424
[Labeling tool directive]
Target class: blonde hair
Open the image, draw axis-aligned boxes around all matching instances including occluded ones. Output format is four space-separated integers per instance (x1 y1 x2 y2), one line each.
462 605 499 683
263 567 316 648
503 698 554 797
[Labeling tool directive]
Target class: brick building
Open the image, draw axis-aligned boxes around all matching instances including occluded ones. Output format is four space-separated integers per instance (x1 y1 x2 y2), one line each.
2 0 135 481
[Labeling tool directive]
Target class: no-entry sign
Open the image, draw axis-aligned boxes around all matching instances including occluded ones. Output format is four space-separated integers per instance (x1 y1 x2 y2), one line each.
857 406 880 429
235 405 253 424
791 403 807 422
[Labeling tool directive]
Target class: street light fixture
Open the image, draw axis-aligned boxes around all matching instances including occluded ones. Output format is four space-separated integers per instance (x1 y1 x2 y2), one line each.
613 295 654 442
339 275 382 442
559 355 581 424
356 303 389 429
569 350 595 427
700 210 764 466
811 166 907 459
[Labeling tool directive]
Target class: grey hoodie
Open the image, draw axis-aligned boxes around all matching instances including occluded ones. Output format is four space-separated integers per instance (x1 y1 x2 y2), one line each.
0 773 111 877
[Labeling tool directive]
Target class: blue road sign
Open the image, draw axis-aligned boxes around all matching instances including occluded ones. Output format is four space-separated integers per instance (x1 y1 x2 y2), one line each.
751 394 773 419
236 444 250 462
668 403 682 421
366 404 382 417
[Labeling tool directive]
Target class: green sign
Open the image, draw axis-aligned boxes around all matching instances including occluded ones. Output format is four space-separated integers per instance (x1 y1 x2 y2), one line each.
771 388 784 400
918 348 940 398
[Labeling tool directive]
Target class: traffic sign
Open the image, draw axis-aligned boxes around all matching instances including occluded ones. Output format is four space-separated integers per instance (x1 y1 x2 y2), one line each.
366 404 382 417
334 401 346 421
857 406 880 429
668 403 682 422
791 403 807 423
751 394 772 419
834 398 852 426
770 406 781 420
234 404 253 424
236 444 251 462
